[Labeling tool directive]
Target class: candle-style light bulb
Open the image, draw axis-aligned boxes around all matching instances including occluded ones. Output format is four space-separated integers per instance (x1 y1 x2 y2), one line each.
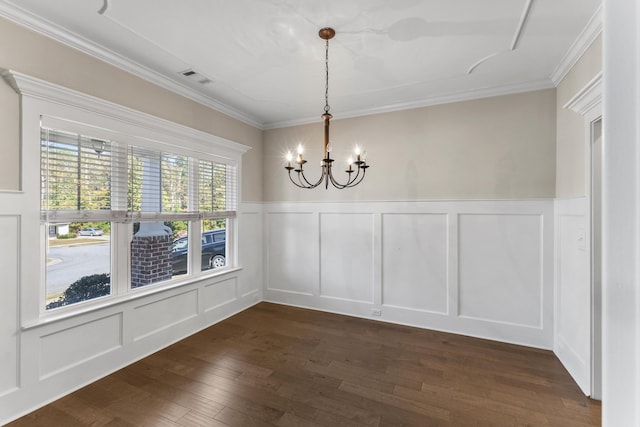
354 145 362 156
347 156 353 172
361 150 368 161
295 143 304 164
285 150 293 169
326 142 333 153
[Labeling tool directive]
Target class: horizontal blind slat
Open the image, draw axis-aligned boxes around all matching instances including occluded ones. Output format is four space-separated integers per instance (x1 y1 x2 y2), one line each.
42 127 238 222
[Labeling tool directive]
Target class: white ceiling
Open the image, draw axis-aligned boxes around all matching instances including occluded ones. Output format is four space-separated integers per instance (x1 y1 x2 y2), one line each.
0 0 601 129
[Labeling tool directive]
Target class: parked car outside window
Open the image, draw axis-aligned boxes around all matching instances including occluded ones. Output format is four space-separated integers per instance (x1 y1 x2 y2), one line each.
77 228 104 236
171 229 226 274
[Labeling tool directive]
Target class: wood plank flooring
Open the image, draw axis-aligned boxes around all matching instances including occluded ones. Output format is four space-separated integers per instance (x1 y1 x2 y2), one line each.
8 302 601 426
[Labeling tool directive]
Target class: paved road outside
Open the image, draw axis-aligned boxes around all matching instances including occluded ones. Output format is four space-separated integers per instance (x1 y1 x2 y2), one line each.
47 243 110 296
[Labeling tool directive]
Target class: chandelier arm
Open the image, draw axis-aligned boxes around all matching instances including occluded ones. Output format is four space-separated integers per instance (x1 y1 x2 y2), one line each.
328 173 347 189
340 165 363 188
345 167 368 188
287 170 308 188
346 166 363 186
298 168 325 189
335 164 365 189
327 168 353 189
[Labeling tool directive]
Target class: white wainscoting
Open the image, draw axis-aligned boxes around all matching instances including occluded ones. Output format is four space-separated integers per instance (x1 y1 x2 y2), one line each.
320 213 375 303
266 212 317 296
382 213 449 314
40 313 123 379
264 200 554 349
0 202 263 425
133 290 199 341
554 197 591 394
0 210 20 398
458 213 543 328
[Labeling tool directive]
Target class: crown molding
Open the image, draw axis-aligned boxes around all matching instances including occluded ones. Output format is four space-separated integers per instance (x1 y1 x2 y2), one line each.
550 5 602 85
0 2 264 129
563 71 602 115
264 78 555 129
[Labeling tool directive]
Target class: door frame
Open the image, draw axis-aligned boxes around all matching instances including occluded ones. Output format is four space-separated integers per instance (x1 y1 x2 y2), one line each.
563 71 602 398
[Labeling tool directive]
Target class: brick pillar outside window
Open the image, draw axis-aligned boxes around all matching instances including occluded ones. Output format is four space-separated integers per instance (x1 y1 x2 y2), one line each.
131 232 173 288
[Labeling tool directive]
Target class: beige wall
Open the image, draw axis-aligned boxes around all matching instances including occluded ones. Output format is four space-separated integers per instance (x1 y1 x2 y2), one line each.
556 34 602 198
0 65 19 191
264 89 557 202
0 17 263 202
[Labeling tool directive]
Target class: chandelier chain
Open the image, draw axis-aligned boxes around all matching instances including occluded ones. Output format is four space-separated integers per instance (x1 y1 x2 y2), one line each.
324 38 330 114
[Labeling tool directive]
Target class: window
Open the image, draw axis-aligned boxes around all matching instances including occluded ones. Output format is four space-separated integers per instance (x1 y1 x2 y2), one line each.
41 128 116 309
41 122 240 311
4 70 249 323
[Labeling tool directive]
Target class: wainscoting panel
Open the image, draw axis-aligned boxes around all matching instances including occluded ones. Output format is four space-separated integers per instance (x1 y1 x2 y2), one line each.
133 290 198 341
320 213 374 303
204 277 238 312
266 212 317 296
554 197 591 394
0 214 19 396
381 213 448 314
238 208 263 298
458 213 543 328
264 200 554 349
39 314 122 379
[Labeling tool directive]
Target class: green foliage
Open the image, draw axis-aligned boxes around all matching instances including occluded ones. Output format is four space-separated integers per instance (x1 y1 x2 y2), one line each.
46 273 110 309
56 233 77 239
128 152 143 212
203 219 226 230
165 221 188 239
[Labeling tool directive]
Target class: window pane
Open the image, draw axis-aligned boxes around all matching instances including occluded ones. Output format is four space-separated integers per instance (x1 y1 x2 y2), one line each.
198 160 236 213
128 148 189 213
131 221 188 288
201 219 227 271
161 154 189 212
41 129 114 212
46 222 111 310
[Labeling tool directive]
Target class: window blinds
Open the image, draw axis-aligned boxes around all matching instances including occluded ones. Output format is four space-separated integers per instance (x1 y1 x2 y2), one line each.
198 159 237 219
40 128 127 222
41 127 238 222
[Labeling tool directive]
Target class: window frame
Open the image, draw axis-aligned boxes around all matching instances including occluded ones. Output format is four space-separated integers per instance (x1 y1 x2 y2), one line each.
5 70 250 325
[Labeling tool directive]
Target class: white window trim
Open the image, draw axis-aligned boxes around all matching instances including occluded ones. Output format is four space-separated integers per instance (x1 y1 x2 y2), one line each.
2 69 250 327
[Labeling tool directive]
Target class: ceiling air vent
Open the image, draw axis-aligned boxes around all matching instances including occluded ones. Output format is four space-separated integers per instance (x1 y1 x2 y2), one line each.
179 69 213 85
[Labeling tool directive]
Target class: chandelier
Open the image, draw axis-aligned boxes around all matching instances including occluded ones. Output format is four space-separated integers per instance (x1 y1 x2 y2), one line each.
285 27 370 189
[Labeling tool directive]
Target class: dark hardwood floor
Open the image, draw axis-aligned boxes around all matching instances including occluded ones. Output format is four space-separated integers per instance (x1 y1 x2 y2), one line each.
9 302 600 426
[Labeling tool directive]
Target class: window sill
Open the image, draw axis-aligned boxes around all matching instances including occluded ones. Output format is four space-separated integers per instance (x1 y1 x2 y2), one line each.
23 266 243 330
